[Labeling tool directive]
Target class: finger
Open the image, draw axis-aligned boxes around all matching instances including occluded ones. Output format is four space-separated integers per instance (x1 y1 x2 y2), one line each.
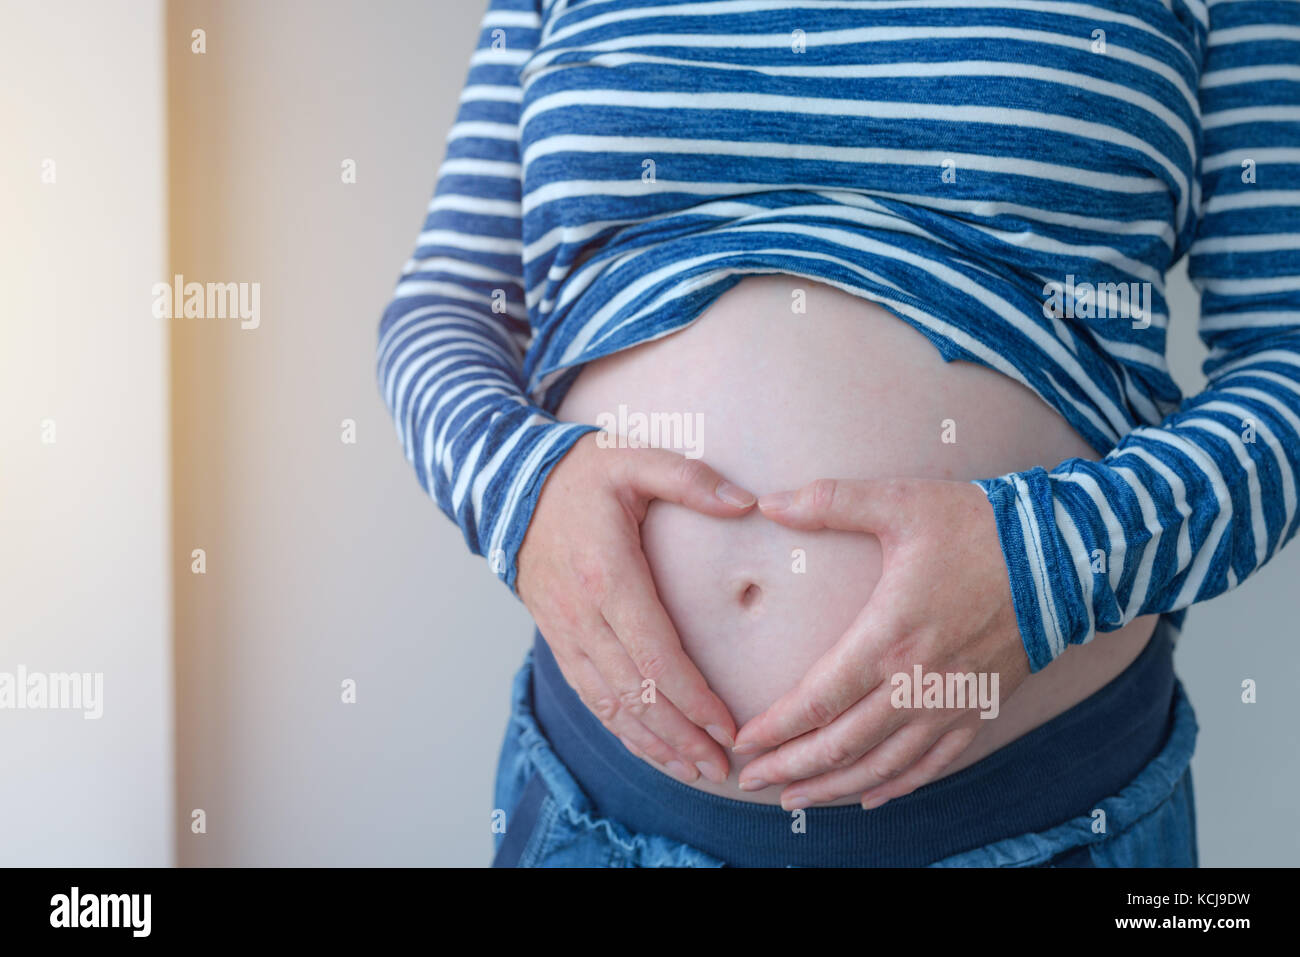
600 542 738 749
554 648 700 784
569 655 685 771
777 721 954 811
737 684 903 790
757 477 905 534
732 603 892 754
581 619 731 781
856 724 978 810
617 447 756 515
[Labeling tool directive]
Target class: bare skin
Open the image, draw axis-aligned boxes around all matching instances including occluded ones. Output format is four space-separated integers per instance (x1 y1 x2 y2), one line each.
519 275 1157 807
515 435 752 785
734 476 1030 809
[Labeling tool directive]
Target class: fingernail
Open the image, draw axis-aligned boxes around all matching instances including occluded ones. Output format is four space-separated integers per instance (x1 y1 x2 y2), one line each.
715 481 755 507
758 491 793 511
665 760 697 783
731 741 760 755
862 794 889 810
738 778 767 792
696 761 726 784
706 725 734 748
783 794 810 811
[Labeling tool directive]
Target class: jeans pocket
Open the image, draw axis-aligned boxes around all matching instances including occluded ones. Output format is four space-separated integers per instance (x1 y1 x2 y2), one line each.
1040 844 1097 867
492 771 553 868
492 771 636 867
1086 767 1198 867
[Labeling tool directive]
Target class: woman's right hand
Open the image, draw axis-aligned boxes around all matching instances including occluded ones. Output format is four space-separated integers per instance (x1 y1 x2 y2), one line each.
516 432 756 785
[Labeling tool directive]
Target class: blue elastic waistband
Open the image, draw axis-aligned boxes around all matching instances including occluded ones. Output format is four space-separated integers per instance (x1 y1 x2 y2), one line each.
531 620 1176 867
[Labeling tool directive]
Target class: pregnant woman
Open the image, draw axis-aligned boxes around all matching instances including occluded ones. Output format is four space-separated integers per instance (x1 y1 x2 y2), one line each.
378 0 1300 867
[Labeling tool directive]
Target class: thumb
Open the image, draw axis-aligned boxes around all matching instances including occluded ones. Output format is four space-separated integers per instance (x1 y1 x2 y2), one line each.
618 448 756 516
757 478 904 535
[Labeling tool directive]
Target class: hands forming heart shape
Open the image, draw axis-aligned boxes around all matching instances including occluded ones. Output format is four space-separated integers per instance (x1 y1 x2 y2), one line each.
517 434 1031 810
733 476 1031 810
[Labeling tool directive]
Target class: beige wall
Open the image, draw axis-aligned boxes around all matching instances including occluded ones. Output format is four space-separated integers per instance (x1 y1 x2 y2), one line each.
159 0 1300 867
167 0 531 866
160 0 1299 867
0 0 172 865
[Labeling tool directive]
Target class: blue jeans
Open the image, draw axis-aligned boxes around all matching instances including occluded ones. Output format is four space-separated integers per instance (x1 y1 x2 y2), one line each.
491 650 1199 868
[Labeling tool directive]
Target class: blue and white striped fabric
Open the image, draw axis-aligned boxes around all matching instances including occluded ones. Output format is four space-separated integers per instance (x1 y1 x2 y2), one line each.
377 0 1300 671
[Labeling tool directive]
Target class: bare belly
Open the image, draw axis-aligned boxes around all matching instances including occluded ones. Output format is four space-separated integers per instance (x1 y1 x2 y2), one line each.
555 274 1158 805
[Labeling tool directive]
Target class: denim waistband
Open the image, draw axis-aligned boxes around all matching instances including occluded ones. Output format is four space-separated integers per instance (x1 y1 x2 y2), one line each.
531 619 1177 867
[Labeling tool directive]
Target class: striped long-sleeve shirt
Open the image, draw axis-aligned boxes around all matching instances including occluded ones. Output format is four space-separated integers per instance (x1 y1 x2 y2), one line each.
377 0 1300 671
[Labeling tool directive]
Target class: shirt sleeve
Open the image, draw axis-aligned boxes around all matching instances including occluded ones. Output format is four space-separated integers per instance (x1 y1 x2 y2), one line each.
376 0 597 591
975 0 1300 671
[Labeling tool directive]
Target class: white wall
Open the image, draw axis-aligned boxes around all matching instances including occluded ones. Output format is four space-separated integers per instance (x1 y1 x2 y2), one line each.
1162 260 1300 867
2 0 1291 869
0 0 172 866
164 0 1298 866
154 0 1300 869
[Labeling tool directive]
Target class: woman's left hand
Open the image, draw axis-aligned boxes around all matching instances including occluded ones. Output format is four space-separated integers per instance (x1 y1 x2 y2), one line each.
731 477 1033 810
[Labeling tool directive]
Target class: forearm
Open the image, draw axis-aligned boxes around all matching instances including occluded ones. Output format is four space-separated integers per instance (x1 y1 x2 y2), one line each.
377 300 596 585
374 0 599 589
978 335 1300 669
